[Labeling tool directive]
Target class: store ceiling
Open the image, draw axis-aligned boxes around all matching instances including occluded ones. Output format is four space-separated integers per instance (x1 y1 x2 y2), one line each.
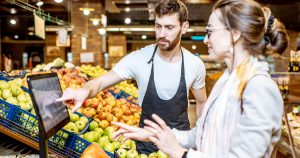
0 0 299 41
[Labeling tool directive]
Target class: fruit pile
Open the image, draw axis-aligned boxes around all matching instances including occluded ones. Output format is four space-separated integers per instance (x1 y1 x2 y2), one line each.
79 65 138 99
63 110 89 134
54 68 88 91
32 58 74 72
72 90 141 127
1 63 142 156
82 122 138 154
115 81 138 99
50 130 70 149
116 148 170 158
0 79 32 111
109 87 138 105
21 108 38 137
79 65 107 78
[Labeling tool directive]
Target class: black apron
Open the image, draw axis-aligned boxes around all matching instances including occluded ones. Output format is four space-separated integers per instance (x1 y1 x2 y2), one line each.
136 45 190 154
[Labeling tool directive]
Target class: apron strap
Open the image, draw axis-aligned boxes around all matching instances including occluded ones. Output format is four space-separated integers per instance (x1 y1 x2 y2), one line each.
147 45 158 64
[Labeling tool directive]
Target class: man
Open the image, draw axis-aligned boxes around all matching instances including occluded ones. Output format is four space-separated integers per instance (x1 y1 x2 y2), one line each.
57 0 207 154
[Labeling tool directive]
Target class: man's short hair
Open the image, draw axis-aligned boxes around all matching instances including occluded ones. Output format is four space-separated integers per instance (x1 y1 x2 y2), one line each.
155 0 188 25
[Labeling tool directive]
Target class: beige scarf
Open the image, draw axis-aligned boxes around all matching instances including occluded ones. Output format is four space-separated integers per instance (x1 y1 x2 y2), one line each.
197 56 269 157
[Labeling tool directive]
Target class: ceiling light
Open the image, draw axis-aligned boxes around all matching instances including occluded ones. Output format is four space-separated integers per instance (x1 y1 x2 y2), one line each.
98 28 106 35
36 1 44 6
10 19 16 25
90 17 101 26
14 35 19 39
54 0 63 3
80 7 95 16
142 35 147 39
125 17 131 24
10 8 16 14
125 0 130 4
125 7 130 12
83 10 90 15
192 45 197 50
92 20 99 25
28 32 34 36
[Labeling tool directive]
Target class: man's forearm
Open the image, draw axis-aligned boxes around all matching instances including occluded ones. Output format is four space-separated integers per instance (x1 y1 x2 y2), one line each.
82 70 123 99
82 77 102 98
196 101 205 119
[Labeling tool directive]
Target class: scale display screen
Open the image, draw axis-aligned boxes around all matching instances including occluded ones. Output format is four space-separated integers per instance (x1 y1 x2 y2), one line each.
27 73 70 138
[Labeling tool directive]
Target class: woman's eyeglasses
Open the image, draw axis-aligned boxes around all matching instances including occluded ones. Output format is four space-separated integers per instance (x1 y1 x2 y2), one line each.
205 26 229 38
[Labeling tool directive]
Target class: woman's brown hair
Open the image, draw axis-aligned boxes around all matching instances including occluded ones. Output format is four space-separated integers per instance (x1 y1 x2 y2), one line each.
213 0 289 55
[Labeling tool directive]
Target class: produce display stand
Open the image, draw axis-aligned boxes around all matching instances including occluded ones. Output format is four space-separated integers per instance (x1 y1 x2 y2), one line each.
26 73 71 158
0 123 63 158
0 96 91 158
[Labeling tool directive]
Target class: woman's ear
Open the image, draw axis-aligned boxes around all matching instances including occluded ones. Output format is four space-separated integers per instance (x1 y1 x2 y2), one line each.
181 21 189 34
232 29 242 43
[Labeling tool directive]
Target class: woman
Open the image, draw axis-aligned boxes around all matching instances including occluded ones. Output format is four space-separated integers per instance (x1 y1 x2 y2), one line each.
113 0 289 157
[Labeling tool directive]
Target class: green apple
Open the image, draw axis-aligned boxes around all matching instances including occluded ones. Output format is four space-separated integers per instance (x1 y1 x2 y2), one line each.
0 109 4 118
0 81 9 90
149 152 158 158
31 108 36 115
2 89 12 100
75 120 86 131
92 131 100 141
94 127 104 136
70 113 80 122
131 141 136 149
19 102 31 111
11 86 22 97
13 78 23 87
79 116 89 124
17 93 27 103
99 135 110 144
104 143 115 153
97 139 106 148
57 130 69 139
8 81 17 88
157 150 169 158
105 126 116 142
89 121 99 131
6 97 18 105
140 154 148 158
116 148 127 158
64 122 79 134
120 143 131 149
83 131 96 143
5 97 18 105
112 141 121 149
118 135 125 142
123 139 132 149
105 126 115 134
127 149 139 158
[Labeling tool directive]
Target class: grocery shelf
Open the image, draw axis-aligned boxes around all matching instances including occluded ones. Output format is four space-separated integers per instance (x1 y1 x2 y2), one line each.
284 95 300 105
278 136 300 157
271 72 300 75
0 124 63 157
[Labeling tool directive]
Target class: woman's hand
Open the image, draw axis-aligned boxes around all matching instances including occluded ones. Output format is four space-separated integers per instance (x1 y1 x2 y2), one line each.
112 122 153 143
144 114 187 158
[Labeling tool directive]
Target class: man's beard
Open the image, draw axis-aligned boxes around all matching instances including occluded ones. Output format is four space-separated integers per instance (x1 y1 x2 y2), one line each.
156 30 181 51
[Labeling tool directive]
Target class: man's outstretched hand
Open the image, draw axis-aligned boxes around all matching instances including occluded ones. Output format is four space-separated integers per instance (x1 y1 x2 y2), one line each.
56 87 89 112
